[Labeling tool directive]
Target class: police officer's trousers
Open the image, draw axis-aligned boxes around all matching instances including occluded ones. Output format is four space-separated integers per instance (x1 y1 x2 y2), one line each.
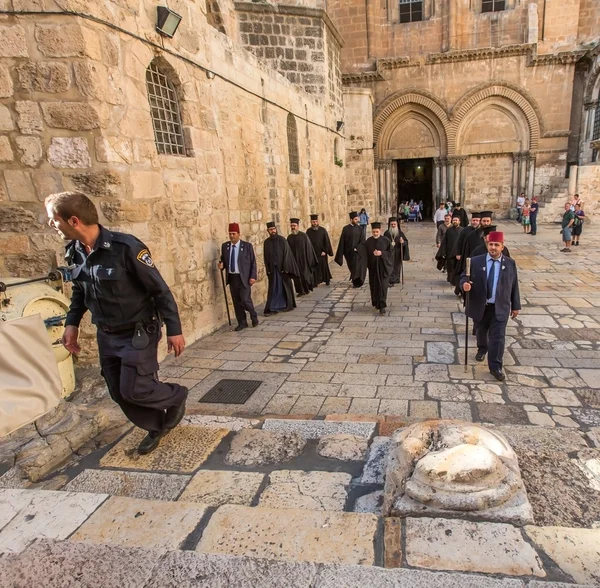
97 324 187 434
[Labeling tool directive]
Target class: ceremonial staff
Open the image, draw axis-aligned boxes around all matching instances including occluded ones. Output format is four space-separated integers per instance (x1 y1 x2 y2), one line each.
219 267 232 327
464 257 471 368
400 239 404 287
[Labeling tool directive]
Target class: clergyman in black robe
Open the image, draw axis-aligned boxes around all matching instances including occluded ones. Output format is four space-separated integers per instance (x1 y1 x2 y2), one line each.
384 217 410 287
452 212 484 294
471 226 512 258
435 214 463 285
307 214 334 286
335 211 365 283
453 203 469 228
263 222 300 315
287 218 319 297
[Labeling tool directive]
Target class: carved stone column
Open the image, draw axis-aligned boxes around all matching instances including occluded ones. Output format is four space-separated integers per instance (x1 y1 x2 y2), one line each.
383 161 392 216
440 157 448 202
511 153 521 207
433 158 441 207
378 164 386 215
447 160 455 201
527 154 536 198
458 157 467 204
519 153 528 196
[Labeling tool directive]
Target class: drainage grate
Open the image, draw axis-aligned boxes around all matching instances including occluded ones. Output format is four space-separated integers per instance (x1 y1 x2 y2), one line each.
198 379 262 404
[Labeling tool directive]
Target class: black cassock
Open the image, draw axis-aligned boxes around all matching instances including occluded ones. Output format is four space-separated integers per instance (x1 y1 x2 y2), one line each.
354 236 393 310
454 208 469 228
264 234 300 314
307 226 334 285
435 226 462 285
335 223 364 277
383 229 410 285
287 231 319 296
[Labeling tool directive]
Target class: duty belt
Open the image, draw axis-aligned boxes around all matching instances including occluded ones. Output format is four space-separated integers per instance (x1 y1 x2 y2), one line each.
99 315 158 333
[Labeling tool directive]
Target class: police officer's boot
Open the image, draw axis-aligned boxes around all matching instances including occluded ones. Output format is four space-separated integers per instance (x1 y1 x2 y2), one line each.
138 431 164 455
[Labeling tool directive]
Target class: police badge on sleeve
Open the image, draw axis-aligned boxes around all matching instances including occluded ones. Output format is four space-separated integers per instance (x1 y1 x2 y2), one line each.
136 249 155 267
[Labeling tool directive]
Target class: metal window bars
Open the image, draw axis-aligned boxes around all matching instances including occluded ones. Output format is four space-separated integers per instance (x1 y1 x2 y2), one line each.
145 62 186 156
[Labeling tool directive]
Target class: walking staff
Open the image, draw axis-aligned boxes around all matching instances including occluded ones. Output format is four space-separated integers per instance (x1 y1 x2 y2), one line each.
464 257 471 368
219 267 232 327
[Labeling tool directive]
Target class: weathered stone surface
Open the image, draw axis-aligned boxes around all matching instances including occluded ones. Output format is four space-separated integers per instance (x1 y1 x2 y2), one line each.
181 415 260 431
359 436 391 484
578 369 600 389
0 490 108 554
0 65 13 99
0 489 33 531
15 101 44 135
95 135 134 164
41 102 100 131
64 469 190 501
35 24 91 58
427 383 470 402
259 470 351 511
317 434 368 461
525 526 600 585
71 495 206 550
0 136 13 162
198 504 378 565
35 402 80 437
0 539 161 588
4 252 56 279
353 491 383 514
101 426 228 472
47 137 91 168
0 104 14 132
262 418 376 439
588 427 600 448
17 61 71 93
179 470 264 506
414 364 448 382
225 429 306 466
426 342 455 364
14 136 42 167
148 550 319 588
477 404 529 425
496 425 588 452
69 170 121 198
0 25 28 57
571 407 600 427
100 199 152 222
405 518 545 576
4 169 36 202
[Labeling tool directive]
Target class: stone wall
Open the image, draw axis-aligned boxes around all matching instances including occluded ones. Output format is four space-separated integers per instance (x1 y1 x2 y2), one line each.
464 155 513 214
0 2 347 363
576 164 600 217
578 0 600 44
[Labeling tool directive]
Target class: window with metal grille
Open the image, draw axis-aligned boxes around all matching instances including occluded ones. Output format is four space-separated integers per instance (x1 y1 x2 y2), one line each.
593 104 600 141
287 114 300 174
146 61 186 156
400 0 423 23
482 0 506 13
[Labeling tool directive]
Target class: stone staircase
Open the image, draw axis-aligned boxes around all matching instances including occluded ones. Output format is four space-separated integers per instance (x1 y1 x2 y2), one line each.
0 417 598 587
537 176 570 223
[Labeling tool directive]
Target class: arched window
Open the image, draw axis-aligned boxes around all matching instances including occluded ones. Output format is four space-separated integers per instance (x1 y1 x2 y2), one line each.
287 114 299 174
146 60 186 156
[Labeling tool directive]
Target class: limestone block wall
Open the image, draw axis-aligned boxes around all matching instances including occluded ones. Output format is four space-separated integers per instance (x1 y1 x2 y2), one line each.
577 0 600 44
464 155 513 214
576 164 600 217
0 4 347 364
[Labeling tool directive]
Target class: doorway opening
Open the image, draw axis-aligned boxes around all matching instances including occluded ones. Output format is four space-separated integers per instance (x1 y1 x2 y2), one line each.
396 158 434 221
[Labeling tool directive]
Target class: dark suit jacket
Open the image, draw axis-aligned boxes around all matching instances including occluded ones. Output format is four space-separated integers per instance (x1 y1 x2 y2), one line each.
460 254 521 322
221 240 257 288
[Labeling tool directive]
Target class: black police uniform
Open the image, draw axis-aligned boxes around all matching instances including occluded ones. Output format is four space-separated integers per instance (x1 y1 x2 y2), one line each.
64 225 187 434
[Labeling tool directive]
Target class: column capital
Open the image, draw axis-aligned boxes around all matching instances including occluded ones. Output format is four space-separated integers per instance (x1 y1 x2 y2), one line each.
584 100 598 111
448 155 467 164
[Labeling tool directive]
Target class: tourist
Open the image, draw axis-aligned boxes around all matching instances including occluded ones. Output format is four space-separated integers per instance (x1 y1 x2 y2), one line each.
335 211 365 282
263 222 299 315
287 218 319 297
384 217 410 287
218 222 259 332
307 214 334 286
460 231 521 382
45 191 187 456
516 193 525 222
560 202 575 253
572 203 585 247
358 208 369 240
434 202 447 227
529 196 539 236
521 198 531 234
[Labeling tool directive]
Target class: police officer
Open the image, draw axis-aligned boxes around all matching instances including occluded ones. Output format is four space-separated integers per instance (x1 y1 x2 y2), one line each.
45 191 188 455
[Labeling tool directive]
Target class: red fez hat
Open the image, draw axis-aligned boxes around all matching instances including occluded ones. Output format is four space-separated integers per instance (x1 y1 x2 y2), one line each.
488 231 504 243
228 223 240 233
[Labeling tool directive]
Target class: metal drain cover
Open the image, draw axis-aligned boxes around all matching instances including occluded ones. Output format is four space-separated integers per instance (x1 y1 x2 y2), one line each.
198 379 262 404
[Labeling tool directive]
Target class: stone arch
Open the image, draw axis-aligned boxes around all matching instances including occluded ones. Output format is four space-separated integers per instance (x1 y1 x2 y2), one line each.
450 84 541 152
373 92 450 160
455 98 531 154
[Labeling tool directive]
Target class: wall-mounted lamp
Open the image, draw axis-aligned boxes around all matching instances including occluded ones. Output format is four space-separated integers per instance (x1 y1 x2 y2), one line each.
156 6 182 38
206 71 215 79
336 121 344 133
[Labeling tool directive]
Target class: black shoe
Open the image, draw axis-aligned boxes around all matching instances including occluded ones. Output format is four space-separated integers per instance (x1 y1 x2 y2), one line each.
138 431 164 455
264 311 278 316
379 308 386 315
325 282 330 286
252 318 259 327
164 399 186 430
235 324 248 331
490 370 505 382
475 352 486 362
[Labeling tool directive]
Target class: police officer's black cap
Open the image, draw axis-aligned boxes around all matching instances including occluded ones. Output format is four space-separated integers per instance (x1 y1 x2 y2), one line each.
310 214 319 220
480 211 493 218
266 221 276 229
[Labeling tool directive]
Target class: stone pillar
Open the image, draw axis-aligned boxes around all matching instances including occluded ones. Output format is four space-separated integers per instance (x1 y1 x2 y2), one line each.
378 164 386 215
375 162 382 214
568 164 578 196
447 160 455 201
527 155 536 198
511 154 519 207
440 158 448 201
527 3 539 44
459 157 467 204
384 162 392 216
433 158 440 207
519 153 528 195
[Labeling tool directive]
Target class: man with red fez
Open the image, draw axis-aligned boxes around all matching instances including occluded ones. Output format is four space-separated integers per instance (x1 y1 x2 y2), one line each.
307 213 334 286
471 225 512 258
263 221 300 315
218 223 259 331
384 217 410 287
461 231 521 382
335 211 365 283
287 218 319 296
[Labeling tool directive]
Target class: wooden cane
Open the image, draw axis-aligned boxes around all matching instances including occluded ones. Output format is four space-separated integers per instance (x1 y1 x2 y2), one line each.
400 239 404 287
464 257 471 369
220 267 232 327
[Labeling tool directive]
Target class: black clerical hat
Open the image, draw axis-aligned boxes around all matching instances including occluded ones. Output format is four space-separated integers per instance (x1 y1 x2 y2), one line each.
388 217 398 223
349 211 358 219
266 221 276 229
471 212 481 218
310 214 319 220
371 222 382 229
290 218 300 224
480 210 493 218
452 210 461 218
482 224 497 236
455 202 462 207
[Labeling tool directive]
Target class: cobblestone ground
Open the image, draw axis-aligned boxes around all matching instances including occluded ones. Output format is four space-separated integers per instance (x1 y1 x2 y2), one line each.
165 220 600 431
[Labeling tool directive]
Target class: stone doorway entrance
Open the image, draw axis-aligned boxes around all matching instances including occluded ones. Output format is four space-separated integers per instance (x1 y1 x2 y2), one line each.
397 158 434 220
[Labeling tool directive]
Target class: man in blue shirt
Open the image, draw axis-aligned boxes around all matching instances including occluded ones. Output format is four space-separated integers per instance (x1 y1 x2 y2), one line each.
461 231 521 381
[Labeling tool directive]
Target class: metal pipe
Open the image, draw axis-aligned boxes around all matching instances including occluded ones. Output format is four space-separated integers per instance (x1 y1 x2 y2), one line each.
0 272 60 292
